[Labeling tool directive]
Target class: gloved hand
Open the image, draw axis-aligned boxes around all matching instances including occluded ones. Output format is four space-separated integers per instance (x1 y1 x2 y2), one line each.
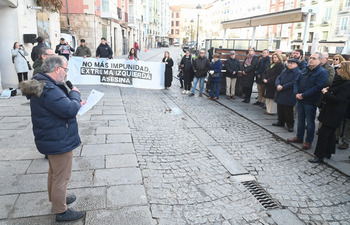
209 70 214 75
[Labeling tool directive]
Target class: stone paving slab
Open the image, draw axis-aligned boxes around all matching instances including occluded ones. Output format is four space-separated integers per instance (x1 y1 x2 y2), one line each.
105 154 138 168
0 160 31 176
9 192 51 218
0 195 18 219
0 173 47 195
107 185 148 207
96 126 131 134
93 168 142 186
85 206 154 225
106 134 132 143
81 143 135 156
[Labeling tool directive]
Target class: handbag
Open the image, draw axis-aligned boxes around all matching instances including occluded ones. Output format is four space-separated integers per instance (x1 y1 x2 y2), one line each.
18 51 32 70
211 72 220 78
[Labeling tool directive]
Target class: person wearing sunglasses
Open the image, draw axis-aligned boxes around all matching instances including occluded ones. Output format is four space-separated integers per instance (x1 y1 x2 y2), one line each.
332 54 345 76
288 52 328 150
309 61 350 163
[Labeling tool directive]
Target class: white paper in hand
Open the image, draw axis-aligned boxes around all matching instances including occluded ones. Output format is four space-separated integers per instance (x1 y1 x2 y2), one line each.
78 89 104 116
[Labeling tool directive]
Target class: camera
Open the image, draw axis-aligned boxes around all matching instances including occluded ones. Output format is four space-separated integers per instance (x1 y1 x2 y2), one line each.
19 44 23 47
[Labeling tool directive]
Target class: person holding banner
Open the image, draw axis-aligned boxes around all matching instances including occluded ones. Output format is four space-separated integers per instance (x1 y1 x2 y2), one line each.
162 51 174 89
96 38 113 59
127 48 138 60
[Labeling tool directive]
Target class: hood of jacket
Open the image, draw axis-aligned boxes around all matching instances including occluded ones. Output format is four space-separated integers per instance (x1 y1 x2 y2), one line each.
20 73 57 98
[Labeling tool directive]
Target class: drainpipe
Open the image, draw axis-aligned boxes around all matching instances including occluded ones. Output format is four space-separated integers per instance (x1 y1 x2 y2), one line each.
302 11 312 57
222 29 227 48
66 0 70 33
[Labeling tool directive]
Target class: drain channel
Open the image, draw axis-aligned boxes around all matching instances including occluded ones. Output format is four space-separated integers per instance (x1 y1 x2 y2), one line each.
242 180 282 210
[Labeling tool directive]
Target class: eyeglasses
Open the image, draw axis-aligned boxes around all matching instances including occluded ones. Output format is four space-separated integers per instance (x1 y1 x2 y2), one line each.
200 52 205 54
60 66 69 72
309 57 318 60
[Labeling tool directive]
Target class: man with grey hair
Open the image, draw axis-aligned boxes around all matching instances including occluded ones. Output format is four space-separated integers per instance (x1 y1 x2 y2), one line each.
20 55 85 222
288 52 328 150
321 52 335 87
32 47 55 75
225 50 240 99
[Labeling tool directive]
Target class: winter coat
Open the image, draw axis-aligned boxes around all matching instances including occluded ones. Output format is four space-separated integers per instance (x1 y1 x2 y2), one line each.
163 57 174 87
298 59 307 71
96 43 113 59
318 76 350 128
32 59 43 75
242 55 259 88
55 43 74 60
180 56 194 80
255 56 270 84
31 43 46 61
322 62 335 87
294 64 328 106
20 73 81 155
209 59 223 83
192 56 210 78
11 48 29 73
262 63 284 99
274 67 301 106
225 57 240 79
74 45 92 57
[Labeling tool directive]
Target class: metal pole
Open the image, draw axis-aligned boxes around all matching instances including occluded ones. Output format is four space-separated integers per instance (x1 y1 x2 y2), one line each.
196 13 199 51
251 26 256 48
191 25 193 42
222 29 227 48
66 0 70 33
302 12 312 56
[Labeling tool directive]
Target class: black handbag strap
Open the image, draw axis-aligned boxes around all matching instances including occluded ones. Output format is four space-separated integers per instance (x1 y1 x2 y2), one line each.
18 50 27 60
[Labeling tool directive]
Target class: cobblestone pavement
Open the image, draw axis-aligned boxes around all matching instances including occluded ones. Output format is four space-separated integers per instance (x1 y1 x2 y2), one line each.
121 80 350 224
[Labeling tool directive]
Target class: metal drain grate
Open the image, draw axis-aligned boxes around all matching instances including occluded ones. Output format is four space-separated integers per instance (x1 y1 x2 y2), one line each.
242 180 282 210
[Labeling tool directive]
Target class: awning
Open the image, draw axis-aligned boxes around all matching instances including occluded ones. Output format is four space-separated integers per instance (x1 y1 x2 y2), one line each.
222 8 307 29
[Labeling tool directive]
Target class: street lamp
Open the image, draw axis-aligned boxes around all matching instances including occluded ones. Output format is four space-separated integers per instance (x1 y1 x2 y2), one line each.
190 19 194 43
196 4 201 53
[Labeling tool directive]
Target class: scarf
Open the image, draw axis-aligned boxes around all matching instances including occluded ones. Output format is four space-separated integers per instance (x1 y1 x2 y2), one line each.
245 54 255 67
270 63 275 69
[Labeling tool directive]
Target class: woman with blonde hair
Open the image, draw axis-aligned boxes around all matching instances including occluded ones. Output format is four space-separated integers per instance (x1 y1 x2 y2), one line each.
332 54 345 76
262 53 284 115
309 61 350 163
162 51 174 89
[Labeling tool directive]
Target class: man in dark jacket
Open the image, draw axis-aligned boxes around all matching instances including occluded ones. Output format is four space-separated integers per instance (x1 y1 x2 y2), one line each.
242 47 259 103
55 38 75 61
225 50 240 99
293 49 307 71
320 52 335 87
20 55 85 222
31 36 46 61
96 37 113 59
274 58 301 132
189 50 210 97
32 47 55 75
254 49 270 105
288 52 328 150
74 39 91 58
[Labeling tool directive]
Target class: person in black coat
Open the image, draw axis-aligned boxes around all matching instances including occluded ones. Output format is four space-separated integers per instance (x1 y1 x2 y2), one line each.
180 50 194 94
254 49 270 106
262 53 285 115
225 51 240 99
162 51 174 89
274 58 301 131
31 36 46 61
242 47 259 103
96 37 113 59
208 47 214 62
309 61 350 163
55 38 75 61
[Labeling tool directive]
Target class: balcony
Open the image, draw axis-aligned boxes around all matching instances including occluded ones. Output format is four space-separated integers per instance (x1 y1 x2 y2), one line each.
339 6 350 13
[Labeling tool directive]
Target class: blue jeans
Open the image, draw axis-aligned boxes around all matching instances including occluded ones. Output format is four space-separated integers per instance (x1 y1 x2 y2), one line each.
297 101 317 143
210 81 220 98
191 77 205 94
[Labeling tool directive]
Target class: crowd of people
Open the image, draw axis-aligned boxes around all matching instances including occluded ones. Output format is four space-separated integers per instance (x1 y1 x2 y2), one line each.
174 46 350 164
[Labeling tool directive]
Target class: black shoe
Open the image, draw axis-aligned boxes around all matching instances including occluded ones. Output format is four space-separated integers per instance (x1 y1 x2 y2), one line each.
199 94 203 97
287 127 294 132
326 155 331 159
242 100 247 103
56 208 85 222
253 101 260 105
66 195 76 204
272 123 284 127
44 155 48 159
308 157 324 163
262 106 266 109
189 93 194 97
259 103 265 107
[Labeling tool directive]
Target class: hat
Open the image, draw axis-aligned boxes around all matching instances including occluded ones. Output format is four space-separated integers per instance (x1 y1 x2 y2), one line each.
230 51 235 55
36 36 43 43
288 58 299 64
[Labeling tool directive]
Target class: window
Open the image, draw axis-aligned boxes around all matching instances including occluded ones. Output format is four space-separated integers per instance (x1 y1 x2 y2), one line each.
340 17 349 33
171 29 174 34
171 21 174 26
322 31 328 40
102 0 109 12
297 32 302 40
324 8 332 21
344 0 350 8
172 13 174 18
176 21 179 26
308 32 314 41
175 29 179 34
176 13 180 18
